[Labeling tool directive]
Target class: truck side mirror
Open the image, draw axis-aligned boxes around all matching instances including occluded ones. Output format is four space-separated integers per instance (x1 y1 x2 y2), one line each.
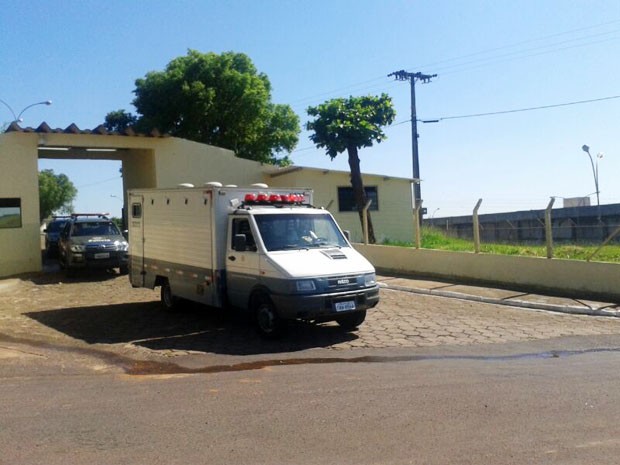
343 230 351 241
233 234 247 251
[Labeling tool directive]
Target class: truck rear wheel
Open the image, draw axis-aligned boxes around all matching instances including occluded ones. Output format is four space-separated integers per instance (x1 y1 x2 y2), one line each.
336 310 367 330
254 295 285 339
160 280 179 311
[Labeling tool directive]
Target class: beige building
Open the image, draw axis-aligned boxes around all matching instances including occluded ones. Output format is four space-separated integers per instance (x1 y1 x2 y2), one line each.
0 123 414 277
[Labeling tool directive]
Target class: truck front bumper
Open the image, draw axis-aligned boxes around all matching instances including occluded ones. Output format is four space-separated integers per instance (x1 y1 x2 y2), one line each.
270 285 380 320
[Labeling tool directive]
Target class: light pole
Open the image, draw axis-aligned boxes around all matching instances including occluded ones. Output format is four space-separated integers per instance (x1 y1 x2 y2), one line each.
0 99 52 124
431 208 440 227
581 144 603 207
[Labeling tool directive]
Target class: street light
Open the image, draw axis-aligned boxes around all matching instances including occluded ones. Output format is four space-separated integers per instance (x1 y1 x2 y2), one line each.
431 207 440 227
581 144 603 207
0 99 52 124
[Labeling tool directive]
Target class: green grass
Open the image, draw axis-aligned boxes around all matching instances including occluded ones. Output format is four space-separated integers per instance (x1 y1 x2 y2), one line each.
0 214 21 228
382 226 620 263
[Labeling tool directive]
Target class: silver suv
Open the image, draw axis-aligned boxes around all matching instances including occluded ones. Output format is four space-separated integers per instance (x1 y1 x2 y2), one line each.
58 214 129 276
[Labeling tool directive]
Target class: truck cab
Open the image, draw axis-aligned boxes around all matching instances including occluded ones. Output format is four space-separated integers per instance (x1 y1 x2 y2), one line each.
225 198 379 336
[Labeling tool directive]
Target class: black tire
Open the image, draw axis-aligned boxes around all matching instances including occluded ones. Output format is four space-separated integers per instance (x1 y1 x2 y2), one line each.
336 310 367 330
254 294 285 339
119 264 129 275
160 280 179 311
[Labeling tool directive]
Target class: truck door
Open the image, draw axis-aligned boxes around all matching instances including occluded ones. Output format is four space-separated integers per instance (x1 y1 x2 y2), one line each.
225 216 261 309
128 194 145 287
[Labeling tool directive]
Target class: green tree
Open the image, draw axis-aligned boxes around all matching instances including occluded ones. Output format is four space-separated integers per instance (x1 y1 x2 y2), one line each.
306 94 396 243
38 169 77 222
106 50 300 165
104 110 138 133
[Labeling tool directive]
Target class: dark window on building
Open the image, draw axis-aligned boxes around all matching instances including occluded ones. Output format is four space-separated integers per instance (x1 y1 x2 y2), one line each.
337 186 378 212
131 203 142 218
0 198 22 228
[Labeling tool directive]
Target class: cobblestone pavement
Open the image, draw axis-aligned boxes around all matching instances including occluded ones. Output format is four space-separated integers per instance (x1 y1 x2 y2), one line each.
2 271 620 358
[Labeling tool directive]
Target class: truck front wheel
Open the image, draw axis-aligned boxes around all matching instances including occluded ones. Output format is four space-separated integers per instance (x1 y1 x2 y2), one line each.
254 295 285 339
336 310 367 330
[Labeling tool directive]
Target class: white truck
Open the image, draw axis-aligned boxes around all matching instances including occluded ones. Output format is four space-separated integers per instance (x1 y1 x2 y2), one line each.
127 183 380 337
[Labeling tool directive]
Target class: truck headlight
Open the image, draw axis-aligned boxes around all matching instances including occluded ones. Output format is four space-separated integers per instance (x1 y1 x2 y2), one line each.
364 273 377 286
70 244 85 252
296 280 316 292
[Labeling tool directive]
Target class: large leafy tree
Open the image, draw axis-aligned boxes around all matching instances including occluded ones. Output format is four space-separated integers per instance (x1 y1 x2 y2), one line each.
104 110 138 133
38 169 77 221
105 50 299 165
306 94 396 243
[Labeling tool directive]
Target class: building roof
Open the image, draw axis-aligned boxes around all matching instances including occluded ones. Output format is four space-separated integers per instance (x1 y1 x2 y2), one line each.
264 164 415 183
4 121 168 138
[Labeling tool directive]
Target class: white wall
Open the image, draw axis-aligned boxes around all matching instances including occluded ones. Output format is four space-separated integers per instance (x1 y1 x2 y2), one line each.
355 244 620 301
0 133 41 276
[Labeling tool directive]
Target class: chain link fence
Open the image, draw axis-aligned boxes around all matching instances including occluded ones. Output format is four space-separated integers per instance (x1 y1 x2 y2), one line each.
416 200 620 262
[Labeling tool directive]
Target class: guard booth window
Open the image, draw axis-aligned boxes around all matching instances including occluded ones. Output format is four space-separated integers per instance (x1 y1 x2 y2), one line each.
131 203 142 218
231 218 257 251
337 186 378 212
0 198 22 228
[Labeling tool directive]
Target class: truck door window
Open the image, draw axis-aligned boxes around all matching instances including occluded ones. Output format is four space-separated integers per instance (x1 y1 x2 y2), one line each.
232 218 257 252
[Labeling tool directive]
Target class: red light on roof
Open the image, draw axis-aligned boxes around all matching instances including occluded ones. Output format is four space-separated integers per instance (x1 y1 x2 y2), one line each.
244 193 256 202
256 192 268 202
269 194 281 202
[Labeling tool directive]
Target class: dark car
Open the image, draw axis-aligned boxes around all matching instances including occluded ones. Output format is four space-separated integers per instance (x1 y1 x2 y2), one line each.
58 214 129 276
44 216 71 257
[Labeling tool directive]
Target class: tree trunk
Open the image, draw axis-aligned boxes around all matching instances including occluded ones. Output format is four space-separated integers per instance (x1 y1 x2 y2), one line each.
347 145 376 243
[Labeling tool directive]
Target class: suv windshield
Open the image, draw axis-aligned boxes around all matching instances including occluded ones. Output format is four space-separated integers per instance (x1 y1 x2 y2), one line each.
254 213 348 251
72 221 121 237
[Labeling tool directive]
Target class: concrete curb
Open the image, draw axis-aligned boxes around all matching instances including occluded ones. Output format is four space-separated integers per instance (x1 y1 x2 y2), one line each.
379 282 620 318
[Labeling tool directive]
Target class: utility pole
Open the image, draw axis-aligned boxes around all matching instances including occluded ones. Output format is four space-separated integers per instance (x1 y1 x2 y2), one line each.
388 70 436 213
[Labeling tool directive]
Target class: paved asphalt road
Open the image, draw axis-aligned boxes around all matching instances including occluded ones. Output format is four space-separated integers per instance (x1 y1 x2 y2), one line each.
2 270 620 464
2 337 620 465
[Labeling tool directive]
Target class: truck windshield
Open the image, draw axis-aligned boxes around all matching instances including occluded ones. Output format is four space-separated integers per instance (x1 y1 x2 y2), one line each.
254 213 349 252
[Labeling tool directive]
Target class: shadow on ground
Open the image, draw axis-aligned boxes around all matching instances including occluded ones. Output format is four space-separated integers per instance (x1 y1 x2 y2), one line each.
30 254 124 284
25 301 358 356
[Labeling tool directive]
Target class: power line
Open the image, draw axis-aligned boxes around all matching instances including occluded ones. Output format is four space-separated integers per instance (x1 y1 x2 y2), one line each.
432 94 620 121
76 175 122 189
287 19 620 112
408 19 620 74
292 93 620 157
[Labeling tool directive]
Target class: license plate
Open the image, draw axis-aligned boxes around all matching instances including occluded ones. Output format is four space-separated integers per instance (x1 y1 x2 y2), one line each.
334 300 356 312
94 252 110 259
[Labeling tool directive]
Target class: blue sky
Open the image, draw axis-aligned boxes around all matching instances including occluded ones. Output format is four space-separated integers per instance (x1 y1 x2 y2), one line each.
2 0 620 218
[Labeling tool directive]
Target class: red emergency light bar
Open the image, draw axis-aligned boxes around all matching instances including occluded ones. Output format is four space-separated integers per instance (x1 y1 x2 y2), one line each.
243 192 306 205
